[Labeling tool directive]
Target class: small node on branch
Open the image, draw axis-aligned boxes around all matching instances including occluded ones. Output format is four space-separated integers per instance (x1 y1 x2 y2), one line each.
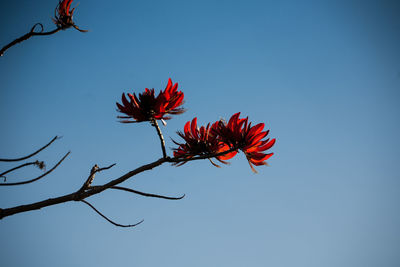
0 151 70 186
78 163 116 193
35 160 46 170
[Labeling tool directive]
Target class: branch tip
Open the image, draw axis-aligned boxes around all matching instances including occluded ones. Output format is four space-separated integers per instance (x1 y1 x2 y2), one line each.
106 186 185 200
81 200 143 228
0 136 60 162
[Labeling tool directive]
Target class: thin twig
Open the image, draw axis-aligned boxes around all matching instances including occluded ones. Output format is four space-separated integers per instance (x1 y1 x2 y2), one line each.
0 136 60 162
0 161 44 177
0 24 61 57
0 152 70 186
78 163 116 192
151 119 167 158
81 200 143 228
97 164 117 172
98 186 185 200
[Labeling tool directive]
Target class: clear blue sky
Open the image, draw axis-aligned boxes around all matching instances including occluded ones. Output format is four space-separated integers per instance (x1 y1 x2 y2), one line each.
1 0 399 266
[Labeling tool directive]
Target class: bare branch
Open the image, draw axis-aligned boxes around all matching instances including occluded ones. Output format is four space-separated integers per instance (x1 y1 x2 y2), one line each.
97 164 117 172
0 158 165 220
0 136 60 162
81 200 143 228
79 163 116 192
0 152 70 186
151 119 167 158
0 148 235 219
0 24 61 57
104 186 185 200
0 160 45 178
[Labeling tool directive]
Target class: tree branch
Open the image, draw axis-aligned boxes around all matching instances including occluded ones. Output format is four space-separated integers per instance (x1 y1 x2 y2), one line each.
0 160 45 179
0 136 60 162
81 200 143 228
0 152 70 186
103 186 185 200
0 148 236 220
0 24 61 57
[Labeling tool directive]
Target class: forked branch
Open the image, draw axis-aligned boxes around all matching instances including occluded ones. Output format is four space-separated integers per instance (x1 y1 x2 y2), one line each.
0 148 236 221
78 163 116 192
0 152 70 186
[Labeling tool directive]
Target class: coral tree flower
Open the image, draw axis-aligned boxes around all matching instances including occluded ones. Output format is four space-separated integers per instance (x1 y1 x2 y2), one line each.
212 112 276 173
53 0 87 31
116 78 185 123
172 118 229 166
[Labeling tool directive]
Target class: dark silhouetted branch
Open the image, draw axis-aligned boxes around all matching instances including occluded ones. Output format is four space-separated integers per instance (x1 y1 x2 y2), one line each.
0 148 236 220
0 160 45 179
0 158 165 220
106 186 185 200
0 152 70 186
81 200 143 228
0 24 61 57
0 136 60 162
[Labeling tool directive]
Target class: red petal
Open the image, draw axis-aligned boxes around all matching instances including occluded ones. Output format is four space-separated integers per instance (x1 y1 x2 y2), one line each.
121 93 130 107
247 123 265 137
228 112 240 131
257 138 276 151
166 78 172 90
251 153 274 164
116 102 126 112
184 121 191 137
245 131 268 148
191 118 198 138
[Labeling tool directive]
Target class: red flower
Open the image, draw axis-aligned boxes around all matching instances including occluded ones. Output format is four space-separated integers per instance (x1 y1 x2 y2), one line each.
172 118 230 167
53 0 87 31
116 78 185 123
53 0 74 27
213 112 275 173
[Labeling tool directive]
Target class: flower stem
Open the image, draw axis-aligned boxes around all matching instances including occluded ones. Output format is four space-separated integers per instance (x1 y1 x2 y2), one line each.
151 119 167 159
0 23 61 57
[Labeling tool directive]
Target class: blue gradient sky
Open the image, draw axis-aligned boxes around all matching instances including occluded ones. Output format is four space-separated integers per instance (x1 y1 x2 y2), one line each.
1 0 399 266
